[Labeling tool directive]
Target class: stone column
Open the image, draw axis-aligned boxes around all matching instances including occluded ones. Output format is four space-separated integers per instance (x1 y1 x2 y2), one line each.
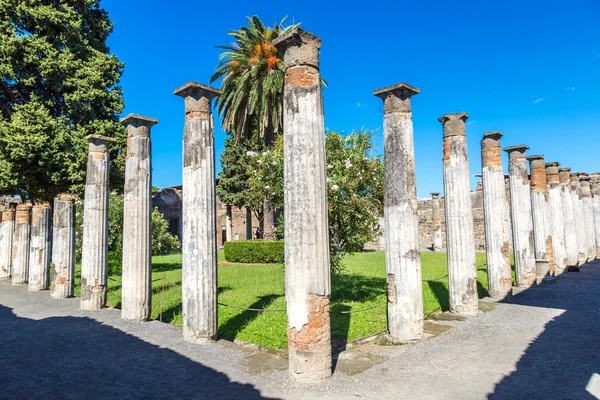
570 173 587 265
120 114 157 321
545 162 567 275
559 168 578 266
12 203 31 285
0 204 16 279
245 208 252 240
591 175 600 258
480 131 512 298
374 82 423 342
51 194 76 298
273 28 332 381
504 145 536 287
81 135 115 310
174 81 220 343
579 174 596 261
431 193 443 252
504 174 514 253
28 202 52 291
439 113 478 316
226 205 233 242
527 155 553 282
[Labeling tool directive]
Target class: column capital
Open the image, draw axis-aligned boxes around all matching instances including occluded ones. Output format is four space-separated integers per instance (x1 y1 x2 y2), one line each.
503 144 529 158
56 193 77 202
481 131 503 148
86 134 115 153
272 28 321 69
439 113 469 137
174 81 221 116
373 82 419 114
120 114 159 129
526 154 545 167
545 161 560 168
430 192 440 198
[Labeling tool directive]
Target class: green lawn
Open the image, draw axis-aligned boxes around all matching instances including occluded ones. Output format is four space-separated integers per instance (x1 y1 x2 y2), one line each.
75 251 509 349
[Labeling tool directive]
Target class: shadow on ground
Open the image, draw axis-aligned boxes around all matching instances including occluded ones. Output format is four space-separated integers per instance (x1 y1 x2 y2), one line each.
489 260 600 399
0 305 272 399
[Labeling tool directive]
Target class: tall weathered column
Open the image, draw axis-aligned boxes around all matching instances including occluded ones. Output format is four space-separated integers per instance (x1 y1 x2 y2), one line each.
545 162 567 275
480 131 512 298
579 174 596 262
245 208 252 239
504 174 514 252
559 168 578 266
504 145 536 287
374 82 423 342
174 81 220 343
0 204 16 279
81 135 115 310
225 205 233 242
439 113 478 316
570 173 587 265
28 202 52 291
591 175 600 258
12 203 32 285
51 194 76 298
273 28 332 381
527 155 553 282
120 114 157 321
431 193 443 252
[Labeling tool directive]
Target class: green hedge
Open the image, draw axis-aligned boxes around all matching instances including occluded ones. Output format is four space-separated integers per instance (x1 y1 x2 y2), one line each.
224 240 284 263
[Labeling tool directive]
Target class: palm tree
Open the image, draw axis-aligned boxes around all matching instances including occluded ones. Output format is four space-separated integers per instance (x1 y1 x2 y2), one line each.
211 16 298 240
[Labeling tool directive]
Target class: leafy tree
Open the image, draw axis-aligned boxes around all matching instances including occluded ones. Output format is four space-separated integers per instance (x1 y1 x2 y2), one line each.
0 0 126 201
247 130 384 273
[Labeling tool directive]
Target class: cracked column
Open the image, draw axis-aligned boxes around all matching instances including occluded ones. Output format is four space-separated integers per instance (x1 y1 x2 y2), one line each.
374 82 423 342
0 204 16 279
504 145 536 287
591 175 600 258
121 114 157 321
439 113 478 316
28 202 52 291
431 193 443 252
81 135 115 310
570 173 587 265
51 194 76 298
174 81 220 343
545 162 567 275
12 203 31 284
480 131 512 298
559 168 578 266
527 155 553 282
579 174 596 261
273 28 332 381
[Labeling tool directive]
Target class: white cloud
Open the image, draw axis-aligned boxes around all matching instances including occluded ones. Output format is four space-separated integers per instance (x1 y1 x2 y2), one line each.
466 120 476 126
533 98 545 104
357 102 361 107
565 87 575 91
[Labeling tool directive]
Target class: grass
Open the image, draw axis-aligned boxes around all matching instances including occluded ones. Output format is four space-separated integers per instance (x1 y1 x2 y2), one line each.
74 251 512 349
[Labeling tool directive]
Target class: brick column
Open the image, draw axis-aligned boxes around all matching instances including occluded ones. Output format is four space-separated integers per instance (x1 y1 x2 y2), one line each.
12 203 32 285
28 202 52 291
431 193 443 252
559 168 578 266
504 145 535 287
121 114 158 321
545 162 567 275
579 174 596 262
273 28 332 381
480 131 512 298
174 81 220 343
51 194 76 298
81 135 115 310
0 204 16 279
439 113 478 316
527 155 553 282
374 82 423 342
570 173 587 265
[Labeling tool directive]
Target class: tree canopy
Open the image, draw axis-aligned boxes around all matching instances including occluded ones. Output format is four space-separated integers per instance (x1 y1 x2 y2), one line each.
0 0 126 201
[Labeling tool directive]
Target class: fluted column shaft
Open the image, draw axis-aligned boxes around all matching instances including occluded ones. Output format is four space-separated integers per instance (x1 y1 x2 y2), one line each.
431 193 443 252
51 195 76 298
174 81 220 343
481 132 512 298
579 175 595 261
121 114 157 321
28 203 52 291
504 146 536 287
560 168 578 266
546 163 567 274
274 28 332 382
591 178 600 258
440 113 478 316
374 82 423 342
81 135 115 310
527 155 553 282
0 205 16 279
12 203 31 284
570 174 587 265
226 205 232 242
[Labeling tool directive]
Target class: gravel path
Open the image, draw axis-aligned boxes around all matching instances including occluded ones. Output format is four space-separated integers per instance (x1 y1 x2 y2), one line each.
1 261 599 399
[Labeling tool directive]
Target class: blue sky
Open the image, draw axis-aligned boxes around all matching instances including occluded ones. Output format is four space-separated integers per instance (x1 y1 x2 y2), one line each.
103 0 600 198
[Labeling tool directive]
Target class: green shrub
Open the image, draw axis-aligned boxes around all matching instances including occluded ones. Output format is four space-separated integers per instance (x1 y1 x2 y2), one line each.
224 240 284 263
